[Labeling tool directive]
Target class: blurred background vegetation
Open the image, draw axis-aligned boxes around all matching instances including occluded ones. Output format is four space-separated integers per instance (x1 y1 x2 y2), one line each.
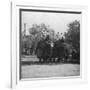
21 20 80 58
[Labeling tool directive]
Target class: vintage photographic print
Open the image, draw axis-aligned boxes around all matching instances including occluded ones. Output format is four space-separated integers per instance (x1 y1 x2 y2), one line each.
20 9 81 79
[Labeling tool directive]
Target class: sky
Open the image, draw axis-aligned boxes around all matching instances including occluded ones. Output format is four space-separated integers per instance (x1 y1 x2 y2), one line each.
21 11 81 35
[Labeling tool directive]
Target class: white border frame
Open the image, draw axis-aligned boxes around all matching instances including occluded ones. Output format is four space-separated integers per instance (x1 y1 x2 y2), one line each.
11 1 88 88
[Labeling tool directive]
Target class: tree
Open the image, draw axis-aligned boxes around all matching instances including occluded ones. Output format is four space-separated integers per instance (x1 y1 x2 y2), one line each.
29 23 55 55
64 20 80 60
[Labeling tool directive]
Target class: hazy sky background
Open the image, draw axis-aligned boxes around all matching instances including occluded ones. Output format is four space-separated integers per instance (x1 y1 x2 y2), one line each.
22 11 81 35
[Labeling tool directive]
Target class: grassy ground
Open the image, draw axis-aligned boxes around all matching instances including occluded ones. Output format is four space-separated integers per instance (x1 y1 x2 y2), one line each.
21 55 80 79
21 64 80 79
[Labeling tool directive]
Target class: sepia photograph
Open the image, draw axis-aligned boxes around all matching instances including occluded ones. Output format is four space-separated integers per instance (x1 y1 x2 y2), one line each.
20 9 81 79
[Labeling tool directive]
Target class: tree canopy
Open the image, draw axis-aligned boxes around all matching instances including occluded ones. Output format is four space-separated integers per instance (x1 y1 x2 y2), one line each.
64 20 80 53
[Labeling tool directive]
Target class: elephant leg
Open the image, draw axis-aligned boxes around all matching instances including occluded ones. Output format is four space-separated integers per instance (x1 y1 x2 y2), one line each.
42 58 46 63
57 57 60 62
39 58 42 63
45 58 48 63
53 58 56 63
48 57 51 63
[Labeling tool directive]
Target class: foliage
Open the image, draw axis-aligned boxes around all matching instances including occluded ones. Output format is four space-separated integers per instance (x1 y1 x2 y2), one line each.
64 20 80 58
21 23 57 55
